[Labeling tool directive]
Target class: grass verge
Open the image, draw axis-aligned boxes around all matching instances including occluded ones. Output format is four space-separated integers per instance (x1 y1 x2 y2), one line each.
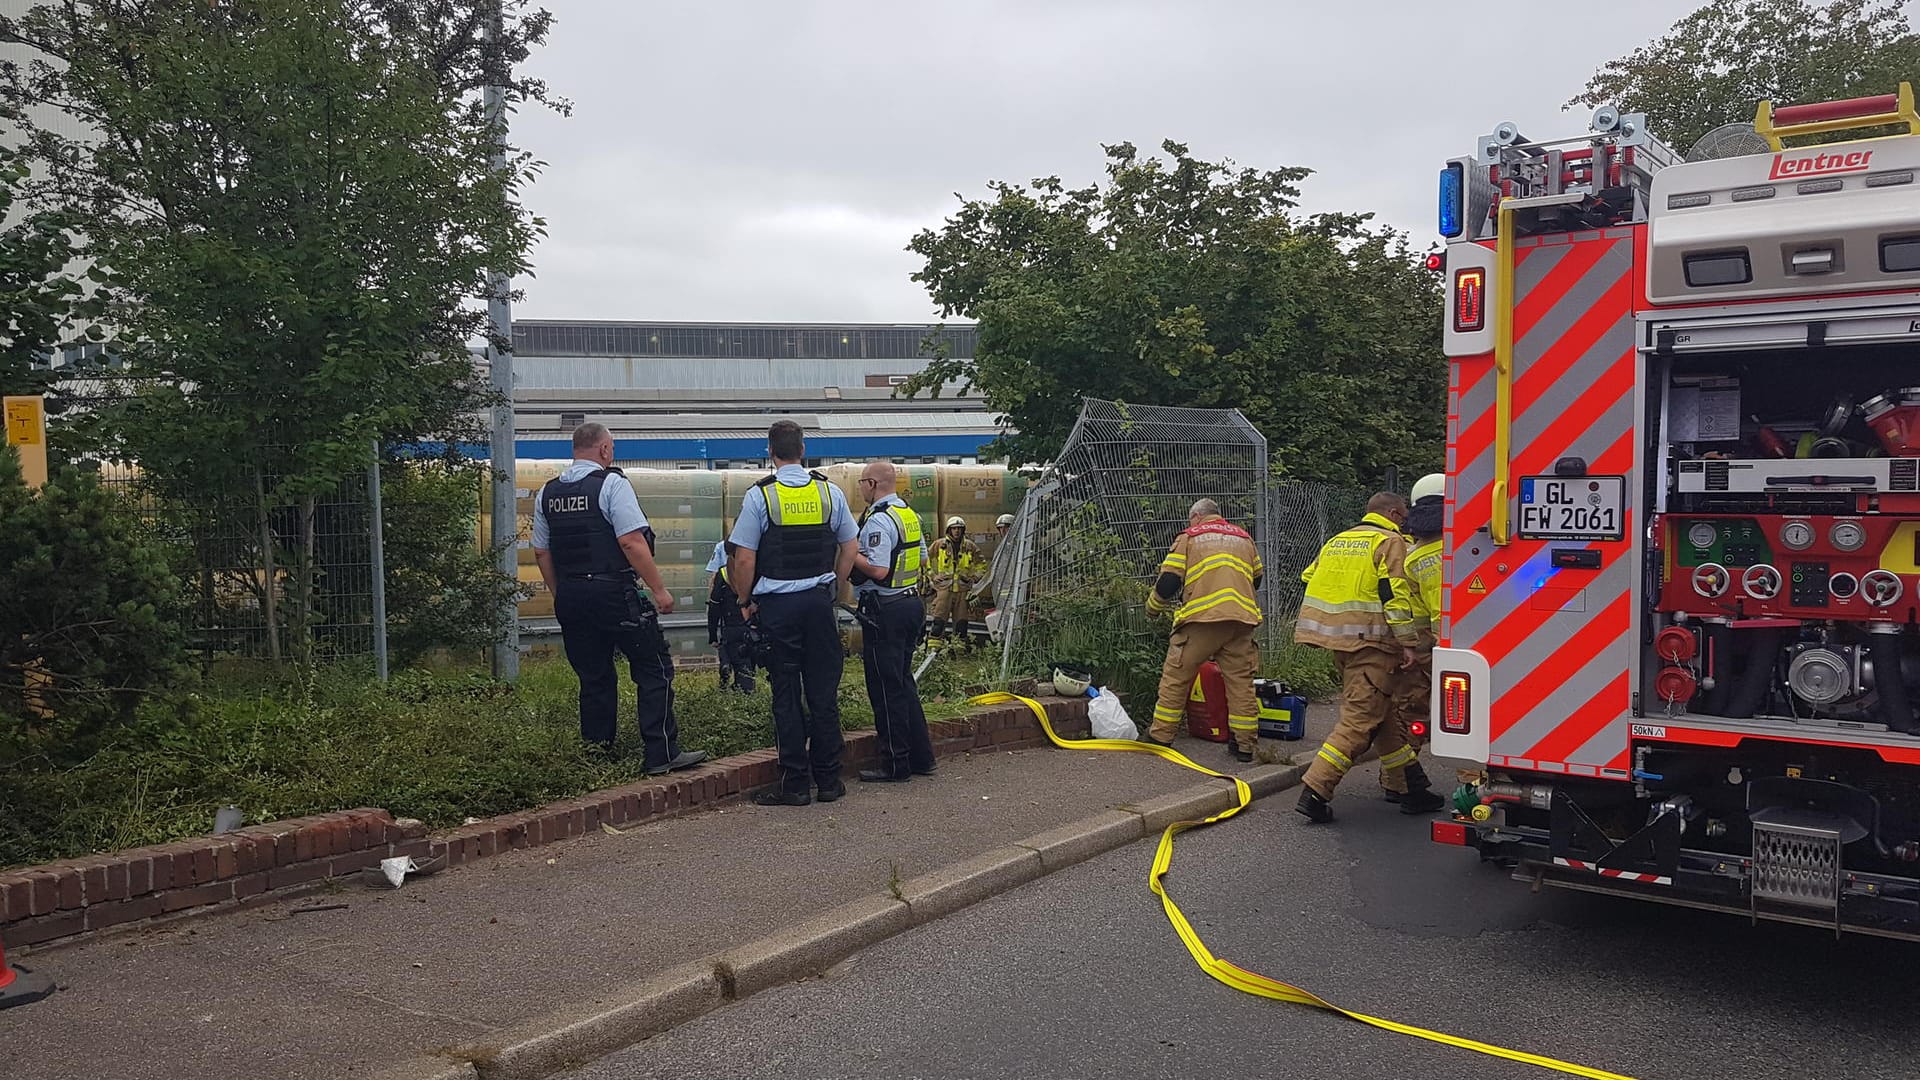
2 649 1006 870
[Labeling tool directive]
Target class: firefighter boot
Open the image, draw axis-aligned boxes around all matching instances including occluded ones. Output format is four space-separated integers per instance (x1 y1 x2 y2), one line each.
1295 787 1333 824
1397 762 1444 814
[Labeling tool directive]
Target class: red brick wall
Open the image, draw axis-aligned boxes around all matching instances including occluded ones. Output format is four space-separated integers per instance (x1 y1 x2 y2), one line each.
0 696 1091 950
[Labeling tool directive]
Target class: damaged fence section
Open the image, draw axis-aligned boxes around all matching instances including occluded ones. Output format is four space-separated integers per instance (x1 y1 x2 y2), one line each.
991 398 1372 690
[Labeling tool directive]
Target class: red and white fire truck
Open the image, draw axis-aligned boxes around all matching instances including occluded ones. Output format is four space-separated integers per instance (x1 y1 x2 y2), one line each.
1428 85 1920 939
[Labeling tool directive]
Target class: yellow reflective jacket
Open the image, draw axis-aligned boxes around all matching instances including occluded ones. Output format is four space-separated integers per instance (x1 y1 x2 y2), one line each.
929 536 981 592
1294 512 1417 653
1147 515 1264 628
1403 537 1443 650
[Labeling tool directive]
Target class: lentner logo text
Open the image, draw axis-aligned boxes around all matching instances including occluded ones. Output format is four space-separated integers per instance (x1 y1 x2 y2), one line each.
1768 148 1874 180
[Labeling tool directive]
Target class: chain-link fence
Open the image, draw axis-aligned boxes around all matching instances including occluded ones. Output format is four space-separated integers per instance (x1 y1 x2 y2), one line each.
39 374 495 669
991 398 1375 692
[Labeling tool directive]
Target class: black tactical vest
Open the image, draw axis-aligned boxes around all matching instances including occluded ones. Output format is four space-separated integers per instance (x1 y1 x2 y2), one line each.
541 469 631 578
753 472 837 581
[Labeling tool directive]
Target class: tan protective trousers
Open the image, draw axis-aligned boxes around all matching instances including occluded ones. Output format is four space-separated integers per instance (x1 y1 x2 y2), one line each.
927 588 972 631
1302 646 1419 799
1147 620 1260 752
1385 657 1430 793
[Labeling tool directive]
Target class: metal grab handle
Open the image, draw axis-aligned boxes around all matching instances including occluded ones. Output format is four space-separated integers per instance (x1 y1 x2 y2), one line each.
1755 82 1920 150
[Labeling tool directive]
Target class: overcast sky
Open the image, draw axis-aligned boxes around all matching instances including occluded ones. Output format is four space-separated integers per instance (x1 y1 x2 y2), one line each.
510 0 1704 324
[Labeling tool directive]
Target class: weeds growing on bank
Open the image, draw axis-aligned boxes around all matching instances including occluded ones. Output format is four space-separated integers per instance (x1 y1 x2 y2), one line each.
2 653 1005 869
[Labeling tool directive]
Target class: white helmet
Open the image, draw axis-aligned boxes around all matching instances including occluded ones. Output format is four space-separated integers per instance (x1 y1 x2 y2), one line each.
1052 666 1092 697
1411 473 1445 503
946 516 967 531
995 514 1014 528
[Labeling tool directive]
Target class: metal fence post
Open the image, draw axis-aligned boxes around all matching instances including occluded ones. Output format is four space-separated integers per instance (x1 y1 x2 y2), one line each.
368 440 389 681
484 2 520 682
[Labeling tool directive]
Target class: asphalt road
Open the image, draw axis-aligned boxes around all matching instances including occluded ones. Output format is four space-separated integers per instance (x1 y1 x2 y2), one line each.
565 760 1920 1080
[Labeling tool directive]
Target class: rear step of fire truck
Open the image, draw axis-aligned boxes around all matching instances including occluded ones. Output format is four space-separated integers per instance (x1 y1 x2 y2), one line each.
1428 84 1920 941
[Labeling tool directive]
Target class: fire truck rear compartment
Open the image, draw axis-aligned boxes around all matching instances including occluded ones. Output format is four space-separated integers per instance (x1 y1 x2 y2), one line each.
1471 744 1920 938
1652 339 1920 735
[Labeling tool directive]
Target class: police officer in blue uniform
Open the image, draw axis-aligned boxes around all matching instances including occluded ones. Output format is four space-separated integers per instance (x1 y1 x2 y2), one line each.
728 420 860 806
851 460 937 782
532 423 708 774
704 540 756 693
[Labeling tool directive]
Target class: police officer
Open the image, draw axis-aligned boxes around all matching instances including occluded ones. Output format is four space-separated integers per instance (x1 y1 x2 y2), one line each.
532 423 708 774
1293 492 1443 822
851 460 936 782
728 420 860 807
705 540 756 693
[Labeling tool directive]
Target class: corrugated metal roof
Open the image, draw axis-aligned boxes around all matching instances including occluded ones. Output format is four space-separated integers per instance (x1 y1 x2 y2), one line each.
515 355 960 391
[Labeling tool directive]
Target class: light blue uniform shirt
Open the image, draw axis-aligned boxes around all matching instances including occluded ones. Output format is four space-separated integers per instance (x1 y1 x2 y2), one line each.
530 460 651 550
704 541 728 574
727 464 858 594
855 494 927 599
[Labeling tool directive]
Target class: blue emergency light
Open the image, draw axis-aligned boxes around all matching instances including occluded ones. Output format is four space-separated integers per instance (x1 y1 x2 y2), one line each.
1438 162 1465 239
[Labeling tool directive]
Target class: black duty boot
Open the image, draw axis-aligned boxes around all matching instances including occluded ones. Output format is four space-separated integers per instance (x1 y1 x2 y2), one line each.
1227 744 1254 764
1381 790 1404 804
1399 788 1446 815
1296 787 1333 824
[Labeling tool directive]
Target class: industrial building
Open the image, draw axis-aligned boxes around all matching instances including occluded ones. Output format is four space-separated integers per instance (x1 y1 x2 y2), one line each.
509 320 1008 468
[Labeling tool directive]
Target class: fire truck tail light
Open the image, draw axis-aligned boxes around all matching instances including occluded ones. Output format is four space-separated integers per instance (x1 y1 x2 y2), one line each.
1438 162 1465 238
1452 269 1486 333
1431 820 1472 846
1440 672 1472 735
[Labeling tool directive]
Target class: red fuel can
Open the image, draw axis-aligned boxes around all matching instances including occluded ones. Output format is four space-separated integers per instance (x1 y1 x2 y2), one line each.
1186 662 1231 743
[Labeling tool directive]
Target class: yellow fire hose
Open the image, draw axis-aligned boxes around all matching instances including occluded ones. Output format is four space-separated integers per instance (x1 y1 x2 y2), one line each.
969 692 1639 1080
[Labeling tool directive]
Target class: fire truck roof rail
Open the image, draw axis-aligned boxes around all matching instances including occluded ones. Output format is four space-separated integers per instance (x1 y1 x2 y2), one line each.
1755 82 1920 150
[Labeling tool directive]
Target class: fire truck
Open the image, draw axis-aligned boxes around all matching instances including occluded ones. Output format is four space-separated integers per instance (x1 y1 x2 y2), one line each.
1427 84 1920 939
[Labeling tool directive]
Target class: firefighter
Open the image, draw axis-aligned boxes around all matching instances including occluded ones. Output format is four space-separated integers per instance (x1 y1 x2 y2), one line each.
1143 499 1263 762
532 423 707 774
705 540 756 694
926 516 982 645
851 460 936 782
1383 474 1445 803
728 420 861 806
1293 492 1445 821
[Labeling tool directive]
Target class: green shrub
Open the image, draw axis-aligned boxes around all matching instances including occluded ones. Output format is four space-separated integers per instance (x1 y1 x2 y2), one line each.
0 448 187 757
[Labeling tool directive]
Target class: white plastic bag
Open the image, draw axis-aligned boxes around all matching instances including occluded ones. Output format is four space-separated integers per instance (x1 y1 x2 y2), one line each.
1088 688 1139 741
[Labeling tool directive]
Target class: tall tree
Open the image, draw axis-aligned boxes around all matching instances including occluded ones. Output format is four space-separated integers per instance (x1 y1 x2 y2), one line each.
0 0 556 661
1570 0 1920 154
905 140 1444 485
0 142 85 396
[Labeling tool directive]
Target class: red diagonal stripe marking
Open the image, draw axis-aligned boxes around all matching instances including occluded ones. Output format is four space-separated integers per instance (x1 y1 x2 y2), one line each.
1452 431 1636 652
1513 239 1615 344
1493 595 1631 733
1521 669 1633 766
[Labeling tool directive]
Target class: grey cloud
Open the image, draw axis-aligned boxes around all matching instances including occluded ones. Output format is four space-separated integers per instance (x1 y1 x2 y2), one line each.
512 0 1695 322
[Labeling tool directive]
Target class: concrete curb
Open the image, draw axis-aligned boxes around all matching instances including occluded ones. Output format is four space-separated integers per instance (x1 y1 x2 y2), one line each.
408 757 1306 1080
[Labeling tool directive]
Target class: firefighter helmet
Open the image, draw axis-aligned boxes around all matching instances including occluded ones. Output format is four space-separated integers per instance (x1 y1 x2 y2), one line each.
1411 473 1445 504
996 514 1014 528
945 516 967 531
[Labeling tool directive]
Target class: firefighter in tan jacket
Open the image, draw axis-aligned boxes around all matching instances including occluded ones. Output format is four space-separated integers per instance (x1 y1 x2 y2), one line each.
1293 492 1445 822
1143 500 1264 762
1386 474 1446 800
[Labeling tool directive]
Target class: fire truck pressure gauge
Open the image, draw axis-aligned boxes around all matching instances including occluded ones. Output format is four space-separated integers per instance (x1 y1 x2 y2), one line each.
1831 521 1867 552
1688 522 1718 549
1780 521 1816 551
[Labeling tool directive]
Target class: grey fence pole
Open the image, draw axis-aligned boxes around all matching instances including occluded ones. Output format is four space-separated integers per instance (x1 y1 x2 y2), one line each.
369 440 389 681
484 2 520 681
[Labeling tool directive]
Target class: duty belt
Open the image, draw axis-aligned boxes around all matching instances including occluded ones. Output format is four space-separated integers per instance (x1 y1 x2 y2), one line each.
565 571 636 582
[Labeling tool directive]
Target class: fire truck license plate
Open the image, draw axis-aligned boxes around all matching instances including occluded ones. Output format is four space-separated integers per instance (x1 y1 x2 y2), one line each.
1517 476 1625 542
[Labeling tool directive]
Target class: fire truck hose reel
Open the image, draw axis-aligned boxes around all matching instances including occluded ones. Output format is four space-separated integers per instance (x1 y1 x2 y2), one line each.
972 692 1642 1080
